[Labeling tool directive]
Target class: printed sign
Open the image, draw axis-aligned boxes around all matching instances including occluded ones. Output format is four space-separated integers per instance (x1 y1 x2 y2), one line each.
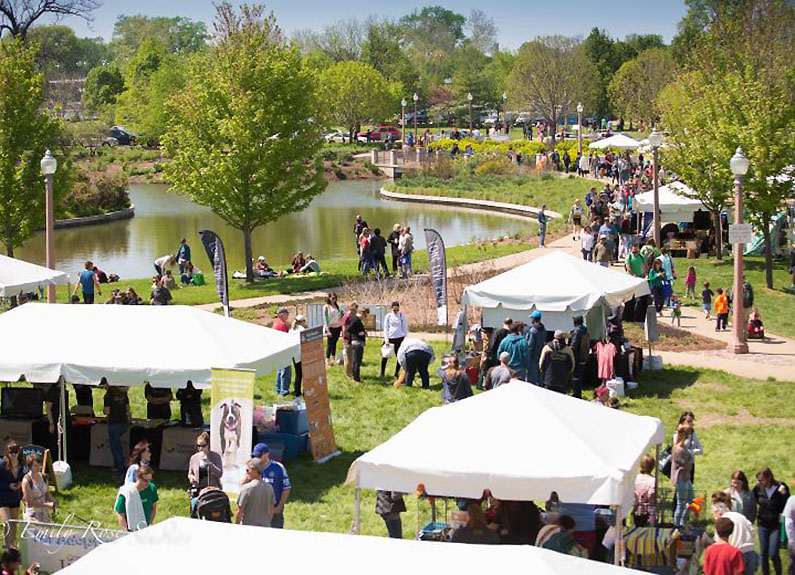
728 223 753 244
211 368 255 494
18 521 126 574
424 228 448 326
300 327 339 462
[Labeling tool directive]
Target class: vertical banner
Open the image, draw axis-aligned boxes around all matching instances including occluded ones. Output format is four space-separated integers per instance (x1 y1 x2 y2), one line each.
199 230 230 317
300 327 339 463
211 368 255 494
424 228 448 325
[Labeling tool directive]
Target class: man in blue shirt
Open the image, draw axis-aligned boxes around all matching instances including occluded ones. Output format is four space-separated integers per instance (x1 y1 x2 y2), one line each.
72 260 101 304
252 443 291 529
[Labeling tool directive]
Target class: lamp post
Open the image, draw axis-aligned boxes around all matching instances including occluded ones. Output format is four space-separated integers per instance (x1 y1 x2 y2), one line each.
40 149 58 303
729 147 750 354
576 102 584 156
502 91 508 135
401 98 406 144
467 92 473 132
648 128 664 248
413 92 418 143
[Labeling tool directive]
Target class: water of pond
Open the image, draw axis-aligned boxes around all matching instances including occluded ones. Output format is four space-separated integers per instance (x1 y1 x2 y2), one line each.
17 180 528 279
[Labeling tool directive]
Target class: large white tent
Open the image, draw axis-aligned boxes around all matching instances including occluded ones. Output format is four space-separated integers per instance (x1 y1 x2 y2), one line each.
633 181 707 222
0 303 299 387
347 382 664 510
589 134 641 150
58 516 648 575
0 254 69 297
461 251 650 333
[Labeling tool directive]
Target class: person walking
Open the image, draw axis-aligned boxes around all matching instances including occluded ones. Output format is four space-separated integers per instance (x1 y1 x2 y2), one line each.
671 424 695 529
570 199 584 240
569 316 590 399
538 330 575 394
236 459 274 527
685 266 697 300
648 259 666 315
594 235 612 267
381 301 407 378
252 443 291 529
526 311 547 385
344 304 367 383
73 260 101 304
581 229 595 261
370 228 390 278
387 224 401 273
497 323 530 381
753 467 790 575
175 238 191 275
104 385 131 478
395 338 435 389
272 307 292 395
702 282 715 319
625 244 646 278
353 214 368 255
114 465 158 531
714 288 729 331
538 205 548 247
323 292 343 368
376 491 406 539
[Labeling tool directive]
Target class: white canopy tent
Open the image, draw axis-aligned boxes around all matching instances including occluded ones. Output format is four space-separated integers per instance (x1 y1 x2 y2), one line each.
0 254 69 297
588 134 641 150
633 181 708 223
0 303 300 387
461 251 650 335
59 517 648 575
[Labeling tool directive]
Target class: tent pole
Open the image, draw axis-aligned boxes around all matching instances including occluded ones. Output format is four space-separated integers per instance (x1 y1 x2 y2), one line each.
613 504 623 566
654 443 660 525
59 376 67 463
353 488 361 535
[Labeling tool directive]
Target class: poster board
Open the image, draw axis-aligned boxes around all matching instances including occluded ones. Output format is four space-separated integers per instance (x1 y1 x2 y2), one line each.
210 368 254 494
18 521 126 574
300 327 339 462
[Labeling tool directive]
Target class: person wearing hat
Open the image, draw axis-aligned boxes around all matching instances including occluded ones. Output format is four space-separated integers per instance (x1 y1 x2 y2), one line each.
594 235 612 267
273 308 292 395
486 351 514 389
291 315 307 396
381 301 408 379
252 443 291 529
569 316 590 399
539 330 575 394
526 311 546 385
497 323 530 380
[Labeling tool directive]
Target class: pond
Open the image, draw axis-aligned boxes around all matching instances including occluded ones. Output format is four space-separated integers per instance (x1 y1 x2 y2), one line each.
17 180 528 279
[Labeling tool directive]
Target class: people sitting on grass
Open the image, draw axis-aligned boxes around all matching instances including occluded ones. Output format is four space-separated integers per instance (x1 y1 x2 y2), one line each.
150 277 173 306
256 256 276 278
291 252 306 274
298 254 321 274
162 269 178 290
180 261 201 285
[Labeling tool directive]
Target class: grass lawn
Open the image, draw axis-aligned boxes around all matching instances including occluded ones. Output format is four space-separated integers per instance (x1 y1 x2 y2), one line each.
38 341 795 538
50 240 529 307
387 174 595 236
673 253 795 339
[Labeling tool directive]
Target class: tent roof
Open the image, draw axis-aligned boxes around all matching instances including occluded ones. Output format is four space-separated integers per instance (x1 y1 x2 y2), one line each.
633 181 707 214
462 251 650 312
0 254 69 297
58 517 647 575
0 304 299 386
347 382 664 508
588 134 641 150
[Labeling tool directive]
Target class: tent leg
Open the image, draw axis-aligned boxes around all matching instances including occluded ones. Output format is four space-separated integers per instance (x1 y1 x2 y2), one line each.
654 443 660 525
352 488 361 535
613 505 624 566
59 376 67 464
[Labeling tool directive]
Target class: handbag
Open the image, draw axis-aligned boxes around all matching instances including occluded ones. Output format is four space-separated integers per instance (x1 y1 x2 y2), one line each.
381 342 395 359
658 444 672 478
661 281 674 300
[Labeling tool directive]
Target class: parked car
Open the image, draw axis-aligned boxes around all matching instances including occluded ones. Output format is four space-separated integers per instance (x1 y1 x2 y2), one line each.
110 125 136 146
356 125 401 142
324 131 348 143
481 113 499 126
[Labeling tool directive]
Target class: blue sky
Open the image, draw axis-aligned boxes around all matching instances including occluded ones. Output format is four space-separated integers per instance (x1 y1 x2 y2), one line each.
55 1 688 48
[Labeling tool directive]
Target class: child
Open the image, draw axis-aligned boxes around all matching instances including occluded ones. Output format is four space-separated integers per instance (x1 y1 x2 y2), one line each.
685 266 697 299
703 517 745 575
670 294 682 327
702 281 714 319
747 307 764 339
714 288 729 331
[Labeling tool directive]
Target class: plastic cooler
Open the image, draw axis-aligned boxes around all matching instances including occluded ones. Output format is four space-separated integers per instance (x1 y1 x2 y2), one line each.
256 432 308 461
276 409 309 435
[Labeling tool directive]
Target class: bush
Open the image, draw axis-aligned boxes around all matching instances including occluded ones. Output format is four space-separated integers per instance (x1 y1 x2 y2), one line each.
62 170 130 217
432 138 547 156
474 157 515 176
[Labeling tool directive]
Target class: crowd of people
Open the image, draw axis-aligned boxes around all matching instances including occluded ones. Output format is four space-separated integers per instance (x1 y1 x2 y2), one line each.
353 215 415 279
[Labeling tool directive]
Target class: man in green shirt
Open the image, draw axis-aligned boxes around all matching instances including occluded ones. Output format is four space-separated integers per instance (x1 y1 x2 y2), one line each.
625 244 646 278
114 465 158 531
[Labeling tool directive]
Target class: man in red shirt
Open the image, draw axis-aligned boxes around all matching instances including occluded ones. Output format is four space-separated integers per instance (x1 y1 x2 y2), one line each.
704 517 745 575
272 307 291 395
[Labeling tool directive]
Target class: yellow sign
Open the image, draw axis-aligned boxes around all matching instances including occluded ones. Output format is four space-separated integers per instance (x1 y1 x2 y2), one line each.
210 368 255 494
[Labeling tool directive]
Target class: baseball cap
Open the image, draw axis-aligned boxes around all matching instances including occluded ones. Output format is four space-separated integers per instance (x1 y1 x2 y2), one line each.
554 329 566 339
295 314 305 322
252 443 270 457
499 351 510 362
530 311 542 319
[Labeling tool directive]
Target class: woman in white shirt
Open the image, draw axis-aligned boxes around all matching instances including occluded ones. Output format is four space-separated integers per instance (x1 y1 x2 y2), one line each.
323 292 343 368
291 316 306 396
381 301 408 378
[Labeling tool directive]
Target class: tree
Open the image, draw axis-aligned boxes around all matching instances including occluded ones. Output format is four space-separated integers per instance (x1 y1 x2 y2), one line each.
109 14 207 65
609 48 675 128
82 64 123 111
399 5 465 86
27 25 109 78
0 38 64 256
0 0 100 39
163 3 326 283
508 36 599 144
319 61 399 141
361 18 419 93
293 18 364 62
465 9 497 55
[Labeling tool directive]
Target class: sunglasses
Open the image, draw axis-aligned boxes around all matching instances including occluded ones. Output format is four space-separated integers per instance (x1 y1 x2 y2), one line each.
196 443 208 449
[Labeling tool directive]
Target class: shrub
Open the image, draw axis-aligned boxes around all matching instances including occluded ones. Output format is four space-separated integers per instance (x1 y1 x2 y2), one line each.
62 170 130 217
474 157 514 176
432 138 547 156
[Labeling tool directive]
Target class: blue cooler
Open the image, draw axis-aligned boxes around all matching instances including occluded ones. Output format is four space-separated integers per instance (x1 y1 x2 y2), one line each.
276 409 309 435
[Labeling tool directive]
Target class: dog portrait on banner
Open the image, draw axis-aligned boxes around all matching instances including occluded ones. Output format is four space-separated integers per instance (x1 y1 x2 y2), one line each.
210 369 255 494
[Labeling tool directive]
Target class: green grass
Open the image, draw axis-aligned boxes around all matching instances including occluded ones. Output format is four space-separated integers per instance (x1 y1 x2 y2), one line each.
52 240 529 307
37 348 795 538
673 254 795 339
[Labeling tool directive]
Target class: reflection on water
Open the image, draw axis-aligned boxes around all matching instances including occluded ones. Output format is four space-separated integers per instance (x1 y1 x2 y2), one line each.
17 180 527 279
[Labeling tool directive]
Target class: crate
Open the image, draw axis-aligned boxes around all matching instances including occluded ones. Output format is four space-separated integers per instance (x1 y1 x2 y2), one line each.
276 409 309 435
256 432 308 462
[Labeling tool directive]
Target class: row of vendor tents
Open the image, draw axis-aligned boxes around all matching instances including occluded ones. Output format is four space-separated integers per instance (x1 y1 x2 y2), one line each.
0 252 661 573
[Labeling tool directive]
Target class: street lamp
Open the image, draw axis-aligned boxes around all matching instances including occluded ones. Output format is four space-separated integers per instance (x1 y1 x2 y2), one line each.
648 128 664 248
40 149 57 303
413 92 419 143
576 102 584 156
401 98 407 144
502 92 508 135
729 146 750 355
467 92 473 132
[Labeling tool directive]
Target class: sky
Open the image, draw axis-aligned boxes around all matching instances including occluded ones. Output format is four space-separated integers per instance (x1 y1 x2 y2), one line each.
54 0 689 48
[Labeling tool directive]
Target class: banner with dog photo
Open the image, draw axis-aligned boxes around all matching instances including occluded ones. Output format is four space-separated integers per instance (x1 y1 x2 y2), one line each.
210 368 255 494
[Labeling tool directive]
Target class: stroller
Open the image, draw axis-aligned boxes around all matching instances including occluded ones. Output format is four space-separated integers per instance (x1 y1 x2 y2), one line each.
190 485 232 522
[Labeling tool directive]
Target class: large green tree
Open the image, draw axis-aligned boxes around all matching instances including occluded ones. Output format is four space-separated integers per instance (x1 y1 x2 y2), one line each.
27 25 109 78
109 14 207 65
82 64 124 111
609 48 675 128
0 38 64 256
163 3 326 283
0 0 99 39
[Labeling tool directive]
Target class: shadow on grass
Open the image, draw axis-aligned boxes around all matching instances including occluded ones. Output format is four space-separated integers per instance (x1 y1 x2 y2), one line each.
632 367 702 399
288 449 363 504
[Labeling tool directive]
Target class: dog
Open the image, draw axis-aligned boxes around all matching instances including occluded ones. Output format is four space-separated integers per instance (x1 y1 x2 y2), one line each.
218 401 242 469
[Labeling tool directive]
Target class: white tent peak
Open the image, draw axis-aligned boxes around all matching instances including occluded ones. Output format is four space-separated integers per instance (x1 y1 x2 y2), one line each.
589 134 641 150
0 254 69 297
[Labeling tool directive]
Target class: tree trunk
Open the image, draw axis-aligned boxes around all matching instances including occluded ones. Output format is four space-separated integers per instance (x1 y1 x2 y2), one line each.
243 227 254 284
761 212 774 289
713 210 723 261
